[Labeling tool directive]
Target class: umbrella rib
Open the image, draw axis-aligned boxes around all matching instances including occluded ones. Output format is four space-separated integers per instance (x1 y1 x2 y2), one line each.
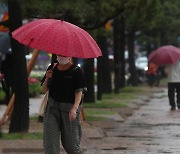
62 22 85 58
72 26 99 58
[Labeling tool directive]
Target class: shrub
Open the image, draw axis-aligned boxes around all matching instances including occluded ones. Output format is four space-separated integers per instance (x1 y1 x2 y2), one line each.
0 89 6 102
28 77 42 97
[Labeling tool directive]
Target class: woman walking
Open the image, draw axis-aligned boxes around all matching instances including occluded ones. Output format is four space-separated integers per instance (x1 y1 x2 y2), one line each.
41 55 85 154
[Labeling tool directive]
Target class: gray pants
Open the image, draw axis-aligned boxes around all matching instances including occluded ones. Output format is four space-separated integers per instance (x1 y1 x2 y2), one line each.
43 97 83 154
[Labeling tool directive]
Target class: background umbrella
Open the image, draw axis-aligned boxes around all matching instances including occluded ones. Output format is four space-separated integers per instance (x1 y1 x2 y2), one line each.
148 45 180 65
12 19 102 58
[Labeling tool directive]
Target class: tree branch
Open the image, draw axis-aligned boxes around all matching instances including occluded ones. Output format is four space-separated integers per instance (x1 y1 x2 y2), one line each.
81 8 124 30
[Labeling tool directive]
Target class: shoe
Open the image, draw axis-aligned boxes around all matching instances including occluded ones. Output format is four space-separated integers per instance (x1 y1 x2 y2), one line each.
170 107 176 111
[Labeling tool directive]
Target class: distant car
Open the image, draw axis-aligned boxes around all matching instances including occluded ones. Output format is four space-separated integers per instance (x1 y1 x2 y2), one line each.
135 57 148 83
135 57 148 71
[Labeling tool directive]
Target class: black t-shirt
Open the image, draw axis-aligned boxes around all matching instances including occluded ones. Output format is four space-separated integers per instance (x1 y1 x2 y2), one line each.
41 64 85 103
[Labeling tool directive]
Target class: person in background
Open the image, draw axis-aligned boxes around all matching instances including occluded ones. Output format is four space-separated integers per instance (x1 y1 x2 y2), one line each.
41 55 85 154
146 62 159 87
165 61 180 111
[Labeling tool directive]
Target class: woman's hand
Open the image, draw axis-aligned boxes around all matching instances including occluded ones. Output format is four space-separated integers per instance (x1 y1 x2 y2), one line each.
46 70 53 78
69 107 77 121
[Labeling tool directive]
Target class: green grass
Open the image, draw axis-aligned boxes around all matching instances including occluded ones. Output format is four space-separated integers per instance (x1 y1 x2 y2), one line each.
84 109 117 121
85 109 117 115
83 100 128 108
30 115 39 121
120 86 147 93
84 85 148 108
1 132 43 140
83 85 149 121
85 115 107 121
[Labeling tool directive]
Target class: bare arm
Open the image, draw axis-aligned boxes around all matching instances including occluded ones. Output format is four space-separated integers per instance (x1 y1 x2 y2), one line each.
42 70 53 93
73 91 83 109
69 91 83 121
42 78 49 93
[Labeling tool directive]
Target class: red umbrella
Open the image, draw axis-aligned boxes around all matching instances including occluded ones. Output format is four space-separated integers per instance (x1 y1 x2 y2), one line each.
12 19 102 58
149 45 180 65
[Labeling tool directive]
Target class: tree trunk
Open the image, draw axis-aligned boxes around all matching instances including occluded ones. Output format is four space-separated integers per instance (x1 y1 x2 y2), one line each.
83 59 95 103
97 35 112 95
119 17 126 88
8 0 29 132
113 18 121 93
127 30 138 86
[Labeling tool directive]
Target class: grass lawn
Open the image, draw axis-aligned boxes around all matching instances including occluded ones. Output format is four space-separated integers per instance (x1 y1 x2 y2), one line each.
1 132 43 140
83 85 149 121
1 84 151 140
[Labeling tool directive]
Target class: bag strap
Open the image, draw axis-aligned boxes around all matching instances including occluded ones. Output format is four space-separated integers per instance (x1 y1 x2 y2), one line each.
52 63 58 71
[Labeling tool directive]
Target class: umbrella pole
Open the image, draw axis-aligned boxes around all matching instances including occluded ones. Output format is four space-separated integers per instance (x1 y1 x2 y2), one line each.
0 94 15 125
0 49 40 126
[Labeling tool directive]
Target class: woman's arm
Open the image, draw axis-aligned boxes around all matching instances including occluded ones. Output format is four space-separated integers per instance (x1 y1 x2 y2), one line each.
42 78 49 93
69 91 83 121
42 70 53 93
73 91 83 109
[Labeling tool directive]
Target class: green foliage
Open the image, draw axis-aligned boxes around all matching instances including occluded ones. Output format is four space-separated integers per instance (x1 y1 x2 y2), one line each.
0 89 6 101
30 72 44 82
125 0 158 31
21 0 53 17
29 83 42 97
28 73 44 97
18 0 125 30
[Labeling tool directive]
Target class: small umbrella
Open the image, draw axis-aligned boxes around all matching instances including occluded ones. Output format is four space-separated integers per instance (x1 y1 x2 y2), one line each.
0 32 11 55
12 19 102 58
149 45 180 65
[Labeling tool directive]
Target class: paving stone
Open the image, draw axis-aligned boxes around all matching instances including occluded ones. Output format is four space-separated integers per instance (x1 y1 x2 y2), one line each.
88 120 119 129
94 114 125 122
82 125 104 139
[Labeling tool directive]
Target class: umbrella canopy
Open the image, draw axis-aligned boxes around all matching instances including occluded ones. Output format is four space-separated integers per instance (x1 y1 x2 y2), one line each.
12 19 102 58
0 32 11 55
148 45 180 65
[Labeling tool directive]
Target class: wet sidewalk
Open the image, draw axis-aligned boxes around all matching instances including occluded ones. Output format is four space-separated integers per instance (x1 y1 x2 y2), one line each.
1 86 180 154
91 86 180 154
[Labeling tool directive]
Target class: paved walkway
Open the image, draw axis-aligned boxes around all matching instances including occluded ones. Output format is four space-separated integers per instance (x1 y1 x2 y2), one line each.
90 87 180 154
1 86 180 154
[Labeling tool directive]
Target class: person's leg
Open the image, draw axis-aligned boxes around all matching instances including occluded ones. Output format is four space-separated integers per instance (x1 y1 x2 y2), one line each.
60 103 83 154
43 99 60 154
176 83 180 109
168 83 176 110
